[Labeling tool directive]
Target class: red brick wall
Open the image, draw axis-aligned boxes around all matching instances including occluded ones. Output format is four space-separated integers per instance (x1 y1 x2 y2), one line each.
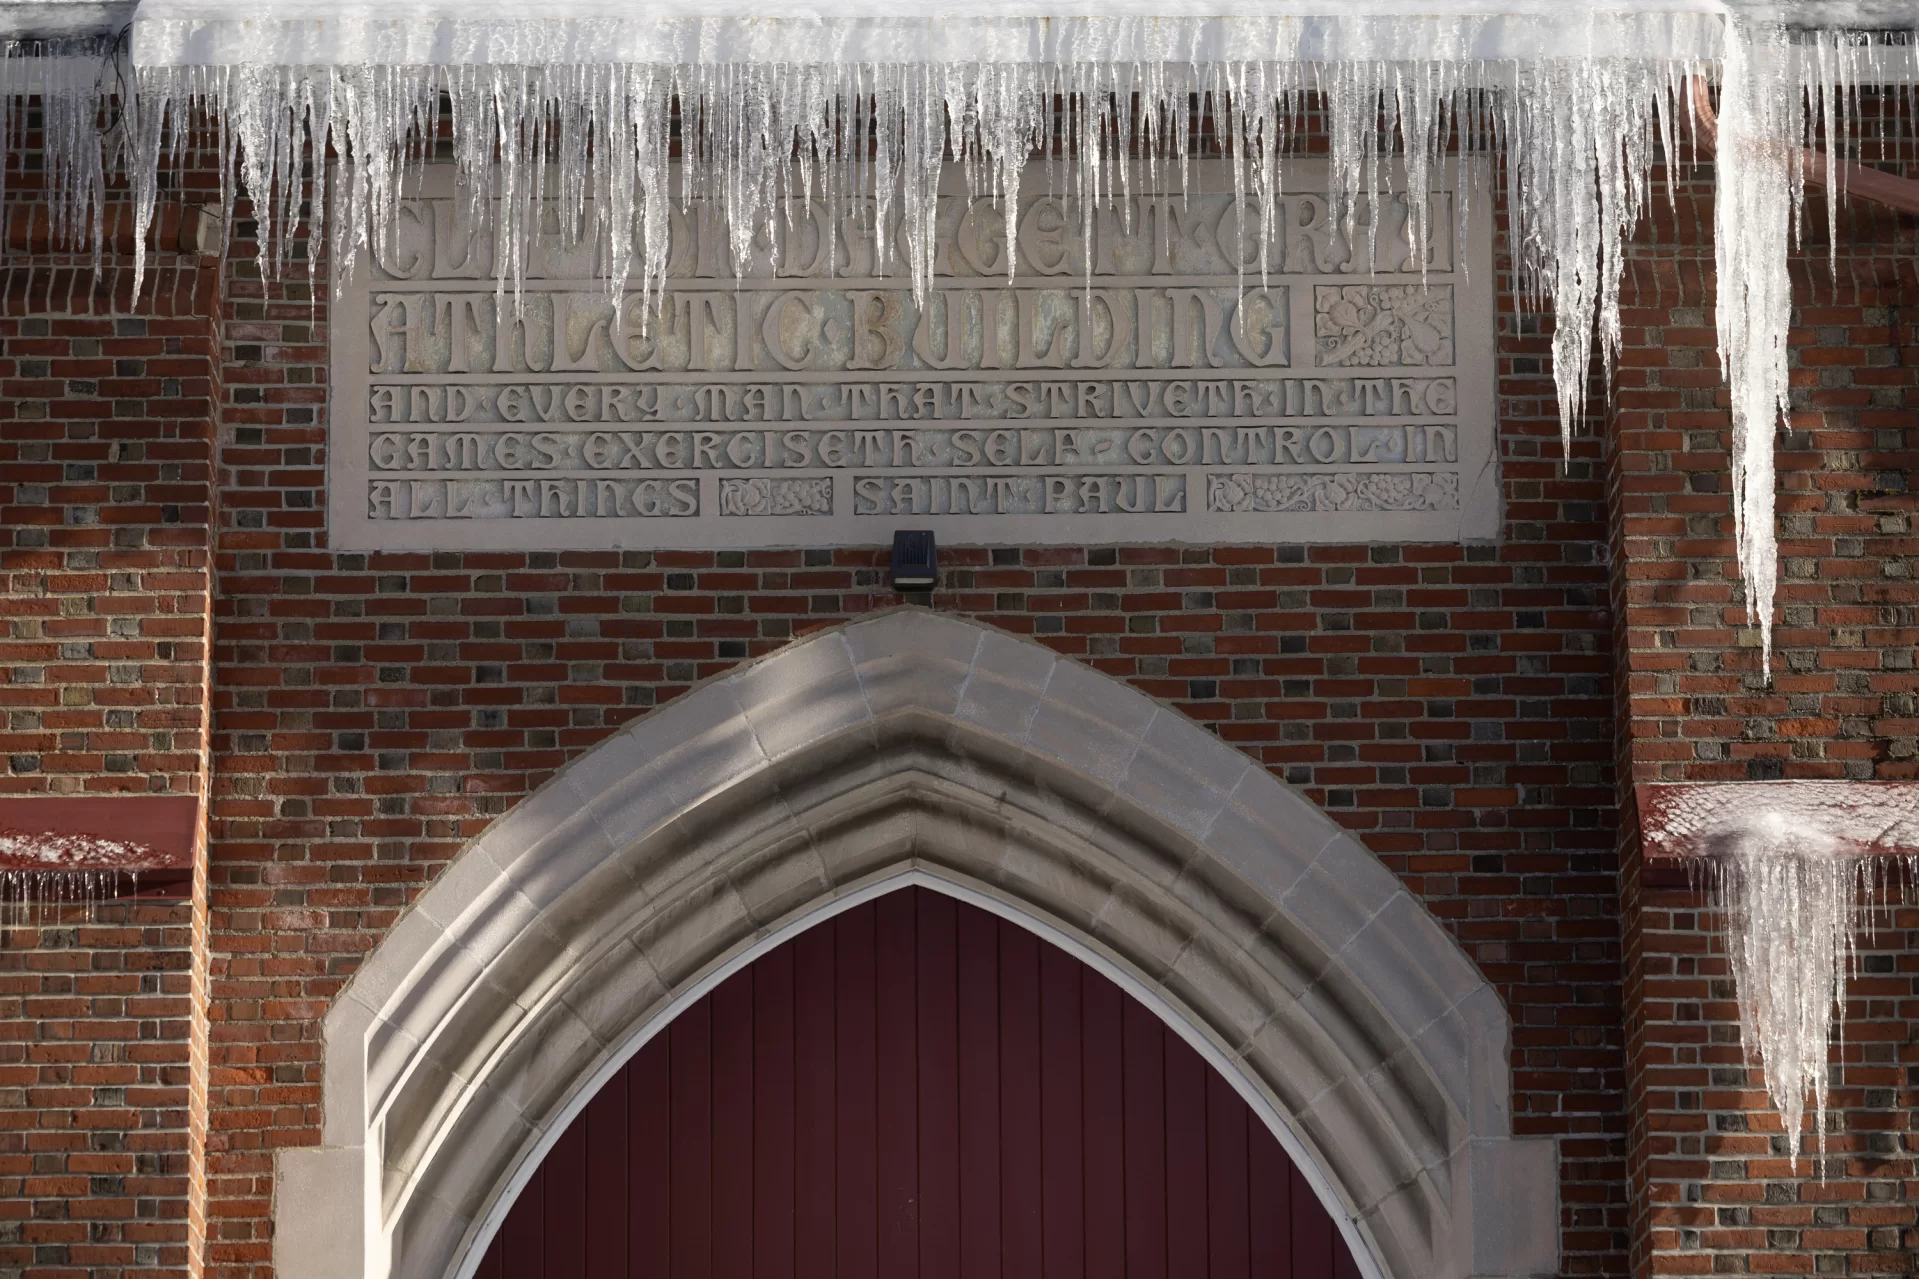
0 121 224 1279
0 115 221 802
1611 157 1919 1279
7 110 1919 1279
0 311 219 798
1624 883 1919 1279
0 901 195 1279
1611 280 1919 788
0 304 215 1278
188 185 1631 1278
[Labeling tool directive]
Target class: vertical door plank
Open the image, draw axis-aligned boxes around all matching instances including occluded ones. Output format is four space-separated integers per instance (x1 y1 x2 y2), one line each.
1123 1000 1169 1279
1080 972 1126 1279
545 1117 589 1277
1205 1073 1252 1279
473 1234 504 1279
791 923 837 1279
874 891 921 1279
671 1000 715 1279
583 1080 628 1278
1038 946 1085 1279
835 903 880 1279
1163 1034 1210 1279
628 1039 673 1279
1290 1162 1333 1278
503 1164 544 1278
1248 1106 1292 1279
753 945 797 1279
1336 1235 1364 1279
997 921 1043 1279
712 972 756 1279
915 892 961 1279
954 902 1001 1279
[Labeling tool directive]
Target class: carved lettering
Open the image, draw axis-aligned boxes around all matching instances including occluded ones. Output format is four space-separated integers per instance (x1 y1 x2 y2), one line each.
336 162 1492 550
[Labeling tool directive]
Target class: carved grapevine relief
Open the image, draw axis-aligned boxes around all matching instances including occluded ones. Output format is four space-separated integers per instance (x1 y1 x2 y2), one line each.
1206 471 1459 513
1314 285 1455 367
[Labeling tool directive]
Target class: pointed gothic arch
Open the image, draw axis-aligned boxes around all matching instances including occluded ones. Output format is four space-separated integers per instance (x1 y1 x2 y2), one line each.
275 611 1557 1279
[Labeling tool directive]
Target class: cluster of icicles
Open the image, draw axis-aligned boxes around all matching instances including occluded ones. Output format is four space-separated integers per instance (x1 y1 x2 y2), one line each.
3 20 1918 667
1673 793 1919 1169
0 867 143 929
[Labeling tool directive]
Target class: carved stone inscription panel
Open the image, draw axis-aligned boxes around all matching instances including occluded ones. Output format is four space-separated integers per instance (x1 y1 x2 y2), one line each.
330 163 1497 549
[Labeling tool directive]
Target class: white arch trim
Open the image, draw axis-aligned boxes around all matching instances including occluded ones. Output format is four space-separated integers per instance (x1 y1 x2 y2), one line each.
274 610 1558 1279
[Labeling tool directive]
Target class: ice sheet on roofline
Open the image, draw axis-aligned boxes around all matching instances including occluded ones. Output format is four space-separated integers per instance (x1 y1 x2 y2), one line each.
0 0 1901 59
129 0 1913 70
0 3 135 40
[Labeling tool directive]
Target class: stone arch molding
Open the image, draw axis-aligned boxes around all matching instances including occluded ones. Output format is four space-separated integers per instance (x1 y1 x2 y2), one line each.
276 611 1558 1279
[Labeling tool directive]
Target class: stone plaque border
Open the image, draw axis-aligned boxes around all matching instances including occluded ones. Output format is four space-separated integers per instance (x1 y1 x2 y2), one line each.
329 161 1498 549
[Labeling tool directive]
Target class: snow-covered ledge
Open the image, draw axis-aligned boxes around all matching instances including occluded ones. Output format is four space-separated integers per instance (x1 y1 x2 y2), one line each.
0 795 198 873
1635 781 1919 1168
0 795 198 910
1638 781 1919 862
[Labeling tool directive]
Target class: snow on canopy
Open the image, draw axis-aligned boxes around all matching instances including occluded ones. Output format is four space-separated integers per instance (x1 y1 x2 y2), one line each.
3 1 1918 673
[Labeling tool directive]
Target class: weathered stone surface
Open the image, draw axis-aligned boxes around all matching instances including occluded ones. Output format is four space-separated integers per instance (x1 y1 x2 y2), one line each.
331 164 1496 550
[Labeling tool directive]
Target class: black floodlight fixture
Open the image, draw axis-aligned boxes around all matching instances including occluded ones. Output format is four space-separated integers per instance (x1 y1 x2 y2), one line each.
890 530 938 591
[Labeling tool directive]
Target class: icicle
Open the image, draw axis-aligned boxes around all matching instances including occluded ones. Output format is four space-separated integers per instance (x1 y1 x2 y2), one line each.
0 827 161 930
115 45 1674 336
1712 17 1799 681
1706 826 1864 1167
1505 56 1683 461
1653 784 1919 1170
0 867 133 931
0 833 151 921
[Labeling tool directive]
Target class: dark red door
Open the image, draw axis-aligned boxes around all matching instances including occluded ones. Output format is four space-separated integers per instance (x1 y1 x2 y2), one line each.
474 886 1362 1279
